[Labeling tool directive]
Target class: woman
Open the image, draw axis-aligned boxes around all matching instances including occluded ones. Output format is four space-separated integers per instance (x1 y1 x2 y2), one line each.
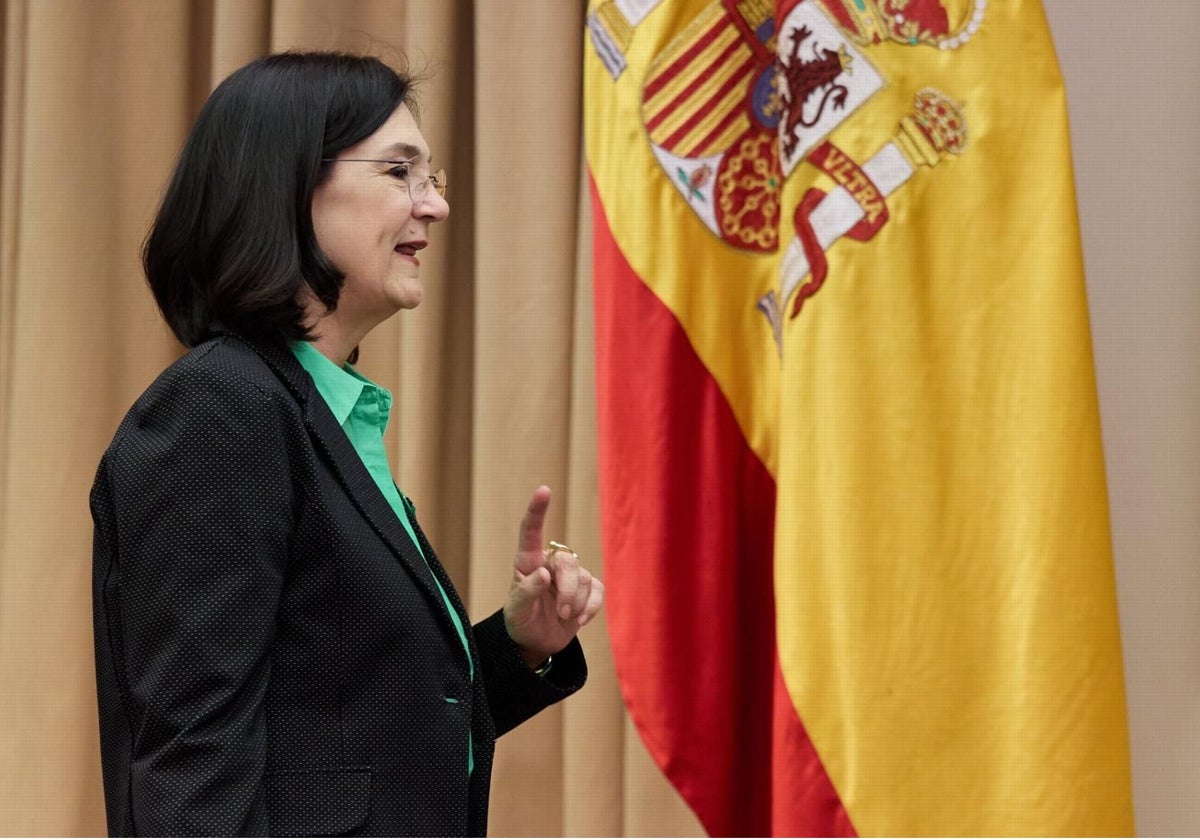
90 52 603 837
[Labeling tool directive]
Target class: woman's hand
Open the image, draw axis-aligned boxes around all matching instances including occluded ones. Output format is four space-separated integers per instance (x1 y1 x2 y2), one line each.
504 485 605 668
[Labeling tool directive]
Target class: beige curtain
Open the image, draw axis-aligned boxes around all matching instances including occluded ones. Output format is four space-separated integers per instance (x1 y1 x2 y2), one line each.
0 0 704 835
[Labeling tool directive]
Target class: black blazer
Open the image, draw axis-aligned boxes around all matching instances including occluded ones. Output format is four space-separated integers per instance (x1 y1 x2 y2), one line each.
90 333 586 836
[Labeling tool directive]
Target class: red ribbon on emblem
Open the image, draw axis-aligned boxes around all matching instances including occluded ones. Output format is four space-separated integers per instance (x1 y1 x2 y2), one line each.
791 141 890 317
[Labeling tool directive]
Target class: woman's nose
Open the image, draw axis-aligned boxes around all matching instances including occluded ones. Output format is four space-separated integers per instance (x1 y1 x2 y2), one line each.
416 189 450 222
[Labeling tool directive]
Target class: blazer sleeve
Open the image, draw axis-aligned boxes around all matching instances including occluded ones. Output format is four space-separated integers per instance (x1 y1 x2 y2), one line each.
93 360 295 835
471 610 588 738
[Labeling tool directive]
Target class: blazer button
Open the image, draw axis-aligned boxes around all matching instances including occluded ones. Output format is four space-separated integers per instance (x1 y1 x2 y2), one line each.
443 675 470 706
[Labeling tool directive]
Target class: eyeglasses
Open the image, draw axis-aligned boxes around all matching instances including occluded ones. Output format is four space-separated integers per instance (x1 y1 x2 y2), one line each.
321 156 447 200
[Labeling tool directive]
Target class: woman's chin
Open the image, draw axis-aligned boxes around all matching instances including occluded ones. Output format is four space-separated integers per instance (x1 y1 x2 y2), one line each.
385 277 424 311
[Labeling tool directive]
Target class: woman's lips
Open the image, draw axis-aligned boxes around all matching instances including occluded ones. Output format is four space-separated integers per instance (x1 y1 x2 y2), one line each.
394 242 424 266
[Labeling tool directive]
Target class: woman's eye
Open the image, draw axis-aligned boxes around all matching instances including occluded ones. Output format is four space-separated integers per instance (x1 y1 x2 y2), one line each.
387 165 411 179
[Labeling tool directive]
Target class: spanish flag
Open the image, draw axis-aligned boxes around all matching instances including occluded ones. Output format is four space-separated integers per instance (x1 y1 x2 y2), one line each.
586 0 1133 835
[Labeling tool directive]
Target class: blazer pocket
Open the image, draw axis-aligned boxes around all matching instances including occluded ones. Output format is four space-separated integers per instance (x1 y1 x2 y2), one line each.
265 767 372 836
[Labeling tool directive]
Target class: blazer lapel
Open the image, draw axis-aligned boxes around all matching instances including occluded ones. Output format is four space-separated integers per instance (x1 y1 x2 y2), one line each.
236 334 469 650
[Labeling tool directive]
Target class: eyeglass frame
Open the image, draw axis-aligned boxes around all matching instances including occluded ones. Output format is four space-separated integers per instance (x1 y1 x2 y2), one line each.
320 156 447 199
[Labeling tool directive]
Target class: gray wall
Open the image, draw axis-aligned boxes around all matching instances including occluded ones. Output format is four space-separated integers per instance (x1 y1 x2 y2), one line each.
1044 1 1200 834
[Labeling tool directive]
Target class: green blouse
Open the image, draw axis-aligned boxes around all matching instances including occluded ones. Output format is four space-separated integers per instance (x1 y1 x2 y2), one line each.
291 341 474 773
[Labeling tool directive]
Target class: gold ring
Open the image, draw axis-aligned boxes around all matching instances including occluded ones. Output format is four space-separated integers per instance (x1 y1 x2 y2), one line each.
547 540 578 558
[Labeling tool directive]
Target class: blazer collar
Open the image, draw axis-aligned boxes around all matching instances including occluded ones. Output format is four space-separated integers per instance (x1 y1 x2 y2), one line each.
220 331 471 654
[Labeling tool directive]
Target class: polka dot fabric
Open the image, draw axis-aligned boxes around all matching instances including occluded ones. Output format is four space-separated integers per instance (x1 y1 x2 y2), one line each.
91 333 587 836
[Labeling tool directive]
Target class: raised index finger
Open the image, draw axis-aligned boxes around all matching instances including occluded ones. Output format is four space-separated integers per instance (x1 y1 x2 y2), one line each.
517 485 553 557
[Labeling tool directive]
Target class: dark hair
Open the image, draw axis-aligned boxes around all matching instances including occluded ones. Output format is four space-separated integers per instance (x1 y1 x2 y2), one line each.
144 52 415 350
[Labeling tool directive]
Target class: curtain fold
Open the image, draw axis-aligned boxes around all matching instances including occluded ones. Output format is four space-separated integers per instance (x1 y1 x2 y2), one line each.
470 4 581 834
0 0 701 835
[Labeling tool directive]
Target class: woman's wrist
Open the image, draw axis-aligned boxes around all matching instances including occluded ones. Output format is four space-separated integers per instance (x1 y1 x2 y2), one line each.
517 645 550 670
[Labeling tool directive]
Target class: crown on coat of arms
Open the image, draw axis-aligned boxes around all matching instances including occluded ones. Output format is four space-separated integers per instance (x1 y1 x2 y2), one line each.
816 0 986 50
897 88 968 167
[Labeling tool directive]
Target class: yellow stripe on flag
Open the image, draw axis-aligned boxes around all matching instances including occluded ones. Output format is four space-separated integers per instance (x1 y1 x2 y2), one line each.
771 3 1133 835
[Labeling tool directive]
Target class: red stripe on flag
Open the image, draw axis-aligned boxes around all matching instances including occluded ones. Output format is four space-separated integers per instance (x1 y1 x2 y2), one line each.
643 15 731 102
590 174 855 837
772 662 858 836
644 35 747 133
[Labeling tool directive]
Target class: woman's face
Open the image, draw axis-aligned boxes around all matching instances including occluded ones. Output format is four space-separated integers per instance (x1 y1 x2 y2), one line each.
311 104 449 325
